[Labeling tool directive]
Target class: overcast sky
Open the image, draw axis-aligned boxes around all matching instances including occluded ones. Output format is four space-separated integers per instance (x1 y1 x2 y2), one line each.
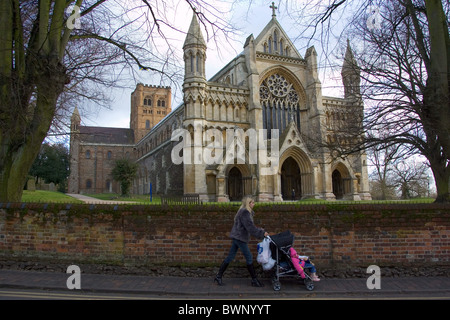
62 0 436 193
77 0 346 129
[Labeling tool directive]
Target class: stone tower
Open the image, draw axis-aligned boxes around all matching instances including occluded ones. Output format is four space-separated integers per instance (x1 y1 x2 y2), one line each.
68 107 81 193
182 14 209 200
183 14 207 85
341 39 361 100
130 84 172 142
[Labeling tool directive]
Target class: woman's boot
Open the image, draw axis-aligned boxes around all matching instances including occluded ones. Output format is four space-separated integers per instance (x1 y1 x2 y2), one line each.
247 264 264 287
214 261 229 286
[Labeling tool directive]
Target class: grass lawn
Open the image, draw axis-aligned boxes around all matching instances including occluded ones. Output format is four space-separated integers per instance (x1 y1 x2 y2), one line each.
19 190 436 205
21 190 83 203
85 194 436 205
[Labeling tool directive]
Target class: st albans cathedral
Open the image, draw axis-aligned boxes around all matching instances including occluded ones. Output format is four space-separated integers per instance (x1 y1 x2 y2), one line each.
68 8 371 202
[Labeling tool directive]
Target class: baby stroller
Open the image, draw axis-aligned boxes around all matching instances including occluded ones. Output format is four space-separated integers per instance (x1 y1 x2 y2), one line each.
267 230 315 291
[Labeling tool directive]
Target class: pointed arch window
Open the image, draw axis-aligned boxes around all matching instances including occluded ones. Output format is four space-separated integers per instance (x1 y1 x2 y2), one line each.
273 30 278 52
196 53 200 72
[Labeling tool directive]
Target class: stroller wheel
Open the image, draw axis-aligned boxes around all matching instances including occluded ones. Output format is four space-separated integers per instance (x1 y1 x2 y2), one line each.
273 281 281 291
304 278 314 291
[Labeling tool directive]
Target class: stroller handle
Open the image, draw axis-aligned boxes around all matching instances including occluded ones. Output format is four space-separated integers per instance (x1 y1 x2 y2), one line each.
265 235 276 245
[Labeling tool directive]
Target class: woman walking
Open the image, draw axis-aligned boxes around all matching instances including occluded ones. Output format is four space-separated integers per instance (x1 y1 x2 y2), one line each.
214 196 268 287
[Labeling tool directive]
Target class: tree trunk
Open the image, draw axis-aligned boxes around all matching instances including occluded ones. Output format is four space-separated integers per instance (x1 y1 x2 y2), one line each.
429 158 450 203
0 55 66 202
0 0 71 202
425 0 450 158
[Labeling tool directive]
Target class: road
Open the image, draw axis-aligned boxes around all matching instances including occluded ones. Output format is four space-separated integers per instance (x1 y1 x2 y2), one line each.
1 287 448 300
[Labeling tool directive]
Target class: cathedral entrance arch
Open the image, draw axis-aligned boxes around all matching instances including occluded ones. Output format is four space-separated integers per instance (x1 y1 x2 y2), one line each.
279 147 313 200
227 167 242 201
332 163 351 199
281 157 301 200
225 164 253 202
332 170 344 199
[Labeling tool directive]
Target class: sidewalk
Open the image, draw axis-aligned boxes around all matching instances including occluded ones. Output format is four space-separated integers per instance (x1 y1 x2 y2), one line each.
1 269 449 299
66 194 138 204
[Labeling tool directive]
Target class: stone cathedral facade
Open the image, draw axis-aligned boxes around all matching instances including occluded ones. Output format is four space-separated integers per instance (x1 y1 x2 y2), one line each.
69 10 371 202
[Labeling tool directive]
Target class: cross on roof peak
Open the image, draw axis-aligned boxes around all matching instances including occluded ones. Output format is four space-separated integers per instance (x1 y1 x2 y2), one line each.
270 2 277 17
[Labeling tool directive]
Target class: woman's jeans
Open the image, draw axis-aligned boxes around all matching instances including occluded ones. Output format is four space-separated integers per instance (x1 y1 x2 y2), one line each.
224 239 253 265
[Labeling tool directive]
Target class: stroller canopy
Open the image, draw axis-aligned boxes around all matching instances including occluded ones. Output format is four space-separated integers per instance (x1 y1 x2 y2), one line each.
270 230 294 248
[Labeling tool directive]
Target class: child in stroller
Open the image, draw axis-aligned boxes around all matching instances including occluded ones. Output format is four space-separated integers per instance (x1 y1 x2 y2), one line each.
267 230 317 291
289 247 320 281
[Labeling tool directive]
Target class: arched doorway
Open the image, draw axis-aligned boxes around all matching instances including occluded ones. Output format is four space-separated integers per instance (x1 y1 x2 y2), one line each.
281 157 301 200
332 169 344 199
228 167 242 201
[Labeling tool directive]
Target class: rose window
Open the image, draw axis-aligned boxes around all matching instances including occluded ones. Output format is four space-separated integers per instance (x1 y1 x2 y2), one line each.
267 74 290 97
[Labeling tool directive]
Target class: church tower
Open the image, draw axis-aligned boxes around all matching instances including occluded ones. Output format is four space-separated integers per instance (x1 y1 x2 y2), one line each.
130 83 172 143
182 13 207 120
183 14 207 85
341 40 361 100
70 106 81 133
68 107 81 193
182 14 208 200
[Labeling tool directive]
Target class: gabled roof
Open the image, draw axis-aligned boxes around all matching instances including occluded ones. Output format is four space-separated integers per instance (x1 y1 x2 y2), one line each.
78 126 134 145
279 120 309 153
253 16 303 59
207 14 305 84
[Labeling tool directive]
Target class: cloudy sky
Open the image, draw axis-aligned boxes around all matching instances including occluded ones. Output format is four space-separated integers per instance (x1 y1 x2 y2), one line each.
77 0 347 129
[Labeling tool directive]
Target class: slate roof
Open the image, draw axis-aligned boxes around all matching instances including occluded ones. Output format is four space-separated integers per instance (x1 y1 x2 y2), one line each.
78 126 135 145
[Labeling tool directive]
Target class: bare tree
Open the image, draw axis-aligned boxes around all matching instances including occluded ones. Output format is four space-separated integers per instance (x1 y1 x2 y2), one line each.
0 0 235 202
393 159 430 199
367 135 402 200
356 1 449 202
287 0 449 202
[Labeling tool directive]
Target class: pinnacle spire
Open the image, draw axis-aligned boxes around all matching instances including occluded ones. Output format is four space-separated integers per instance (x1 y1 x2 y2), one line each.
183 13 206 49
342 39 358 74
342 39 361 98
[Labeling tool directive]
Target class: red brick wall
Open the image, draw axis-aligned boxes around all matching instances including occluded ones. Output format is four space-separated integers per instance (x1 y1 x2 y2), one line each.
1 203 449 269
